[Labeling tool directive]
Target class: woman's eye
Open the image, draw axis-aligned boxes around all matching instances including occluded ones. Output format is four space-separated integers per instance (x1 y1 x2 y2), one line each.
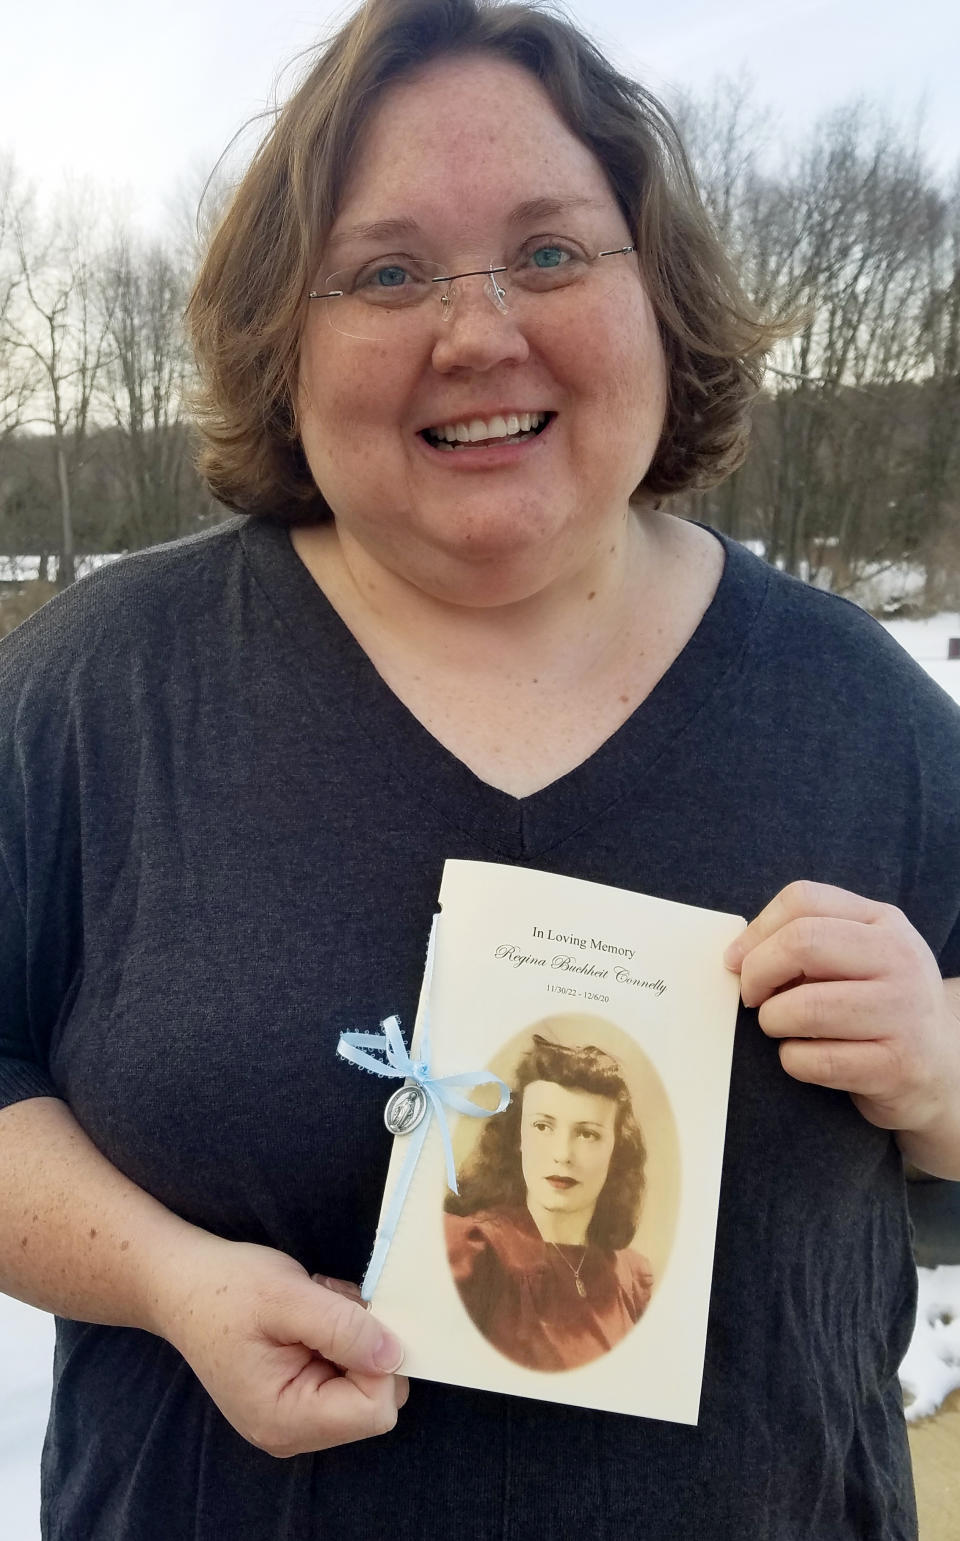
512 240 588 288
362 263 410 290
578 1129 600 1141
529 245 569 270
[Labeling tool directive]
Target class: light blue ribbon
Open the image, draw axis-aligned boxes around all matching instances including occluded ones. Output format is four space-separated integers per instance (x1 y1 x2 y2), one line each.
338 933 510 1299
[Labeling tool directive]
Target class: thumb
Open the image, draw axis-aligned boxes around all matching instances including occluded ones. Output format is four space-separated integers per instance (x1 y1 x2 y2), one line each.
260 1278 404 1375
312 1274 366 1307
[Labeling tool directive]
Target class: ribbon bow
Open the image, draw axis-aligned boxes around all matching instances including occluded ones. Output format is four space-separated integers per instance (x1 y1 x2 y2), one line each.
338 945 510 1300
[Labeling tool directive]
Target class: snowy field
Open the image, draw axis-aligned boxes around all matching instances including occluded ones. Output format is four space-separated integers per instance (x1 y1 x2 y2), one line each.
0 1296 55 1540
1 607 959 1539
899 1266 960 1421
882 611 960 707
0 554 124 582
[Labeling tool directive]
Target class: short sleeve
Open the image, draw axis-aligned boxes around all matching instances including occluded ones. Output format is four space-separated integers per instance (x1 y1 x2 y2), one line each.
0 620 71 1111
0 821 59 1105
0 837 53 1102
908 670 960 978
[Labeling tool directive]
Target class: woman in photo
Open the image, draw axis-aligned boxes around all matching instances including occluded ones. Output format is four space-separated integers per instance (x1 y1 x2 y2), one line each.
445 1033 653 1371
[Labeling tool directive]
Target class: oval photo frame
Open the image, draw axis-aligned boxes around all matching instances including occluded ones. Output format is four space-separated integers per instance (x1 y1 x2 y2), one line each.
444 1013 680 1371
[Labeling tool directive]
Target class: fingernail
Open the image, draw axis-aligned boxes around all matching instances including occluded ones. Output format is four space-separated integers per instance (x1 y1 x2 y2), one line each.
315 1275 367 1306
374 1332 405 1374
723 943 741 969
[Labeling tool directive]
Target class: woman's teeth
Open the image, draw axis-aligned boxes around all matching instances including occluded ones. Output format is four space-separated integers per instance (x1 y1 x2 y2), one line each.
423 411 548 449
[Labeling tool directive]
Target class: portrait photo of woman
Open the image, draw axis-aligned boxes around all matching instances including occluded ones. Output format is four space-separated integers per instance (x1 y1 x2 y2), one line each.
444 1030 654 1372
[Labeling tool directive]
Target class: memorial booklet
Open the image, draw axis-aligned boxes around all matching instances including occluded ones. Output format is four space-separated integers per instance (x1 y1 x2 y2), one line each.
357 858 743 1423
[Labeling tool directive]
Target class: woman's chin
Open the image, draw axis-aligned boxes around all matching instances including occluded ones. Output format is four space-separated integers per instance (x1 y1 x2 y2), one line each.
535 1184 586 1215
395 521 595 609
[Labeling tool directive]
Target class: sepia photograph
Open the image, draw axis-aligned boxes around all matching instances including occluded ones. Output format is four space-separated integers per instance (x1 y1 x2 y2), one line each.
444 1019 676 1371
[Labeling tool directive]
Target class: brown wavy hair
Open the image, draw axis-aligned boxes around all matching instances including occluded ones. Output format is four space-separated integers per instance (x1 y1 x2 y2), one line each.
444 1032 647 1251
187 0 787 519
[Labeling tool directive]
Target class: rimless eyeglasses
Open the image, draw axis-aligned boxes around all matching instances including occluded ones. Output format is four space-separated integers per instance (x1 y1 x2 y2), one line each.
308 235 637 342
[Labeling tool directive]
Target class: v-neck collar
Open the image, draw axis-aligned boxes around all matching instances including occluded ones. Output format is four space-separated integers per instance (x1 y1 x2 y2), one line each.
240 518 770 861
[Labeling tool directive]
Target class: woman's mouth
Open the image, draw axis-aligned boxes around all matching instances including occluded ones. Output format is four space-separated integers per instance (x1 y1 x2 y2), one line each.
545 1176 577 1190
420 410 553 450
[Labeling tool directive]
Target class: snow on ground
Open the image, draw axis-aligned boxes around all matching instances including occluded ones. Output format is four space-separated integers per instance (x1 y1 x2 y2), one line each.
841 563 928 613
882 611 960 707
900 1267 960 1422
0 603 958 1539
0 554 123 582
0 1296 53 1540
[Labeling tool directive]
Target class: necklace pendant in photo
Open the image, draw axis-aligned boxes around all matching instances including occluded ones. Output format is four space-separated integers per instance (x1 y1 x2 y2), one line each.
576 1278 587 1298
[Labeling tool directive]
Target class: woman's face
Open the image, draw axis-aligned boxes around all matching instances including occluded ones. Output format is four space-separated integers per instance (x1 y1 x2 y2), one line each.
297 53 667 607
520 1080 617 1225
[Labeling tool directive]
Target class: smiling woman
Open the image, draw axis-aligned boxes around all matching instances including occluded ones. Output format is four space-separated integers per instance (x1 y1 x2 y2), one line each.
290 52 670 608
187 3 777 527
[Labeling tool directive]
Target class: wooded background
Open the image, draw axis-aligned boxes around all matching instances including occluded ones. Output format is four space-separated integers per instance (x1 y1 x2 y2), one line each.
1 82 958 612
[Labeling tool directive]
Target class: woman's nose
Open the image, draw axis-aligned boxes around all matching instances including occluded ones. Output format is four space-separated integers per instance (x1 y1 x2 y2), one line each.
430 276 530 373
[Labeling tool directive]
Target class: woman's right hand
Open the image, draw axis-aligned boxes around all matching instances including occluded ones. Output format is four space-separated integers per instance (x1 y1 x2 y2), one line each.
156 1233 408 1457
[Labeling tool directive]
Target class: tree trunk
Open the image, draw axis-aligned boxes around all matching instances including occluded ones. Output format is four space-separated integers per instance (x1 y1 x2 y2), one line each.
56 438 75 587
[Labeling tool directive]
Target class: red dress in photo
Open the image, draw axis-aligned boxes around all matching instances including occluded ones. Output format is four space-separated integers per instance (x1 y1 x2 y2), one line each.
444 1206 653 1371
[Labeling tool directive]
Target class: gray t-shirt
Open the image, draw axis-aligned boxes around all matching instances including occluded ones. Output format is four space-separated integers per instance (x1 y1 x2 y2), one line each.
2 516 959 1540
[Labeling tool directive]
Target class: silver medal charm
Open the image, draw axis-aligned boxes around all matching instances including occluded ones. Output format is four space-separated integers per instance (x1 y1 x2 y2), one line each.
384 1083 428 1136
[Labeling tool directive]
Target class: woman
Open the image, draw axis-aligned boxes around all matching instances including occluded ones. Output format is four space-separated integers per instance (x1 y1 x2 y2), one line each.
445 1033 653 1371
1 0 958 1537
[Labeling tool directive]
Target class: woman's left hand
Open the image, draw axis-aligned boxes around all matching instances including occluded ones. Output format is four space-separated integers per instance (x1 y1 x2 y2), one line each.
723 881 960 1178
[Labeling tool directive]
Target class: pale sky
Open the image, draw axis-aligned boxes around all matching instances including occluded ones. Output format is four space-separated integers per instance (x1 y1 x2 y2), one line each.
3 0 957 233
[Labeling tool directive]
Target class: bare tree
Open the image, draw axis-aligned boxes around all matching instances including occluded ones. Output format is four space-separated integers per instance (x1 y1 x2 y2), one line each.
675 74 774 254
95 236 194 548
682 94 955 598
908 176 960 602
165 159 237 277
767 110 941 580
0 158 36 452
7 189 115 584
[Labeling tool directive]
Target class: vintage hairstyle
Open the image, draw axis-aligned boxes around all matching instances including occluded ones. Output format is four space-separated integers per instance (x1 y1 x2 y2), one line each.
444 1031 647 1250
187 0 789 520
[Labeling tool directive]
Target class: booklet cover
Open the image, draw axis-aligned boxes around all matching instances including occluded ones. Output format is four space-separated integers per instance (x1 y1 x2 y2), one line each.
364 859 743 1423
